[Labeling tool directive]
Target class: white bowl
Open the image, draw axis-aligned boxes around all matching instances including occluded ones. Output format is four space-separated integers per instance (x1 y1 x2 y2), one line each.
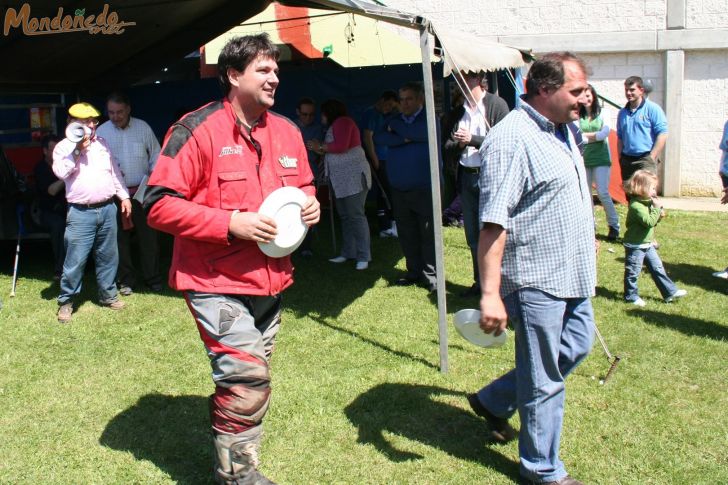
453 309 508 348
257 186 309 258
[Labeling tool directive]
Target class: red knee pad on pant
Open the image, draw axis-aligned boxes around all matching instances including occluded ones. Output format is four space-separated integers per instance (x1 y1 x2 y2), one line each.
211 383 271 434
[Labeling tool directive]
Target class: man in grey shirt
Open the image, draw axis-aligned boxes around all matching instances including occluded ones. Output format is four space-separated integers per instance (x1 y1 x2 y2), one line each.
467 53 596 485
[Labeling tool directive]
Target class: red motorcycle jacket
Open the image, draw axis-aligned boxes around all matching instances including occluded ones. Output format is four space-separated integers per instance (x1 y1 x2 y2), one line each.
145 99 315 295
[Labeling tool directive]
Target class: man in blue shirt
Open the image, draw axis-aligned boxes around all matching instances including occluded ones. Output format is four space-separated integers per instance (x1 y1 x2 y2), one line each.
361 90 399 237
617 76 668 182
294 97 324 180
470 52 595 485
294 97 324 257
375 82 438 291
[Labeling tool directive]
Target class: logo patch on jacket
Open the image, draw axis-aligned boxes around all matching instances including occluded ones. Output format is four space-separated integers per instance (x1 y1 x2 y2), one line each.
219 145 243 157
278 155 298 168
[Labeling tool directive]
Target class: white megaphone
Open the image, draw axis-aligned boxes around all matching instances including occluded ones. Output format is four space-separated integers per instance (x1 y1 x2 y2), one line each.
65 122 92 143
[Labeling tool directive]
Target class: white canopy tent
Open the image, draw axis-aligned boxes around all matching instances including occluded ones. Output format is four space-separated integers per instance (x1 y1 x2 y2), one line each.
272 0 531 372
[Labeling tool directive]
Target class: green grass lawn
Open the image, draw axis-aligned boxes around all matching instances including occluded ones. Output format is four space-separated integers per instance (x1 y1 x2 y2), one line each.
0 206 726 484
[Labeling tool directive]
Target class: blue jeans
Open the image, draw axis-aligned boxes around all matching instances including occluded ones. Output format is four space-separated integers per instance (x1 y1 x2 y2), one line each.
585 165 620 231
624 246 677 301
58 203 119 305
476 288 594 483
458 167 480 286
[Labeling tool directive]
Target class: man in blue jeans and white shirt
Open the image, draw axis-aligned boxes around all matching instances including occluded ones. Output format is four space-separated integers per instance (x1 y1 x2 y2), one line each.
468 52 596 485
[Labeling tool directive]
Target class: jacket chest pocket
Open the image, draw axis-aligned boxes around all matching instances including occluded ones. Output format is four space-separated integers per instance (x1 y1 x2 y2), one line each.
273 164 300 186
218 170 251 210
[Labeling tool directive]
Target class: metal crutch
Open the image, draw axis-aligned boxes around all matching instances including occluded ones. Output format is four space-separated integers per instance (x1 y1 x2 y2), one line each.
10 204 25 297
593 322 621 383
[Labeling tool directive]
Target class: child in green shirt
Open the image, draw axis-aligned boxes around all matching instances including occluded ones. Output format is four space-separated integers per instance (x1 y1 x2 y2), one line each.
623 170 687 306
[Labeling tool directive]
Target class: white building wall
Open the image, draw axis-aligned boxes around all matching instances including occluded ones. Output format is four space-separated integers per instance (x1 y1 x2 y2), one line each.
392 0 667 35
682 50 728 195
385 0 728 196
686 0 728 28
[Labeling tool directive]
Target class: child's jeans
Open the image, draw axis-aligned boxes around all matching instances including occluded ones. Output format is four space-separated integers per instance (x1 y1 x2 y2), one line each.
624 245 678 301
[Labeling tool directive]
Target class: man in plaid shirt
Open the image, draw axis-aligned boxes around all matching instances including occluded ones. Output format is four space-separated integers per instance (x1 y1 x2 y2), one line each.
97 92 163 294
467 53 596 485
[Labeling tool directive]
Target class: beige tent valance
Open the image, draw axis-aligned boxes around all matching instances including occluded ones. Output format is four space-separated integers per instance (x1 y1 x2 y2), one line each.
428 20 530 76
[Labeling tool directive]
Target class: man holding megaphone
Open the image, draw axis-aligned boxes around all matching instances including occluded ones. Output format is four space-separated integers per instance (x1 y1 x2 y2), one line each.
52 102 132 323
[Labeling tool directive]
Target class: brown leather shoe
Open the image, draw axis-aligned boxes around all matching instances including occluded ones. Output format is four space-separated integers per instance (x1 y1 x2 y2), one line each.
104 300 125 310
520 475 584 485
57 303 73 323
467 393 517 443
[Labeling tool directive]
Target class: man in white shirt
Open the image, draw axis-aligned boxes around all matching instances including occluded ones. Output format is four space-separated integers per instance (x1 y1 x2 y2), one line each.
443 72 509 297
97 92 163 293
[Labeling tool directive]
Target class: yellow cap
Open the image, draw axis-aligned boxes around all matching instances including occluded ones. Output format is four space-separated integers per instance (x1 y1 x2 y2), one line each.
68 102 101 119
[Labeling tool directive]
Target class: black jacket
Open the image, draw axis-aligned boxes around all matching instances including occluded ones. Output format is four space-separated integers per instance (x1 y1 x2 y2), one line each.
441 92 510 174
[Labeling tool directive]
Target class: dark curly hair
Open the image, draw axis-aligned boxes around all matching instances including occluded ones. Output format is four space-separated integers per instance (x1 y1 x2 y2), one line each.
217 33 280 96
320 99 348 124
526 52 587 96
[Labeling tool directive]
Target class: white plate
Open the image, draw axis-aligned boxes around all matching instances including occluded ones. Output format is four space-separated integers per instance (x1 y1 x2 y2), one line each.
257 186 309 258
453 309 508 348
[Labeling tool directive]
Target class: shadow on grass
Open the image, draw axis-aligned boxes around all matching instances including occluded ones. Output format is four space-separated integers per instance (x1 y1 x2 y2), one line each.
628 309 728 341
1 233 176 296
285 214 409 320
345 383 519 480
0 239 55 281
595 285 622 301
100 393 211 485
663 262 728 294
311 315 438 370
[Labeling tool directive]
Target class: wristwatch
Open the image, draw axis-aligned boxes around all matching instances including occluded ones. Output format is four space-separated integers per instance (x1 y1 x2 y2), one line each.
73 149 81 157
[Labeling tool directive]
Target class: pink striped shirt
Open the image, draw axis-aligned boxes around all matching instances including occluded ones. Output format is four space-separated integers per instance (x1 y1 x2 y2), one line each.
53 136 129 204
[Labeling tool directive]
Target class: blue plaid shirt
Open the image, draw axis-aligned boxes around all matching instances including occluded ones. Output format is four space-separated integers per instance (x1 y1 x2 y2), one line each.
478 99 596 299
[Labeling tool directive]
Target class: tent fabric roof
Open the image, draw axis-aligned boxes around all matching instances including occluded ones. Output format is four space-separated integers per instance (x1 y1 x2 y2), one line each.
429 21 530 76
0 0 271 92
0 0 528 92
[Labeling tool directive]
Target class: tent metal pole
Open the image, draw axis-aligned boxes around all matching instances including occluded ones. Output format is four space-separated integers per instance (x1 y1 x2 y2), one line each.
419 24 448 373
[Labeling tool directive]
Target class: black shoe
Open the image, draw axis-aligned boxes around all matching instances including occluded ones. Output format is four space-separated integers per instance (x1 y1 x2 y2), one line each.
460 284 481 298
394 277 418 287
467 393 516 444
606 226 619 241
147 283 164 293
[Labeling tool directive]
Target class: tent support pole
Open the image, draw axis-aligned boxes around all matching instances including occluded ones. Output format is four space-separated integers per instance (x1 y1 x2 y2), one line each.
419 24 448 373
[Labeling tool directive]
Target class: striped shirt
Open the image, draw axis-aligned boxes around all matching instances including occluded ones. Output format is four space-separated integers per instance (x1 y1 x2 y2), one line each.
52 137 129 204
96 117 160 187
478 99 596 299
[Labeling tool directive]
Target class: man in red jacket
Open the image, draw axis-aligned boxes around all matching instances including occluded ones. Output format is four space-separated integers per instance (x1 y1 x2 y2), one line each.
145 34 320 485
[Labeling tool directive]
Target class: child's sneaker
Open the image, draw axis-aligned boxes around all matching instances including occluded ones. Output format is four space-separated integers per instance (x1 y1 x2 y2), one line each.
630 297 646 307
712 269 728 280
665 289 687 303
